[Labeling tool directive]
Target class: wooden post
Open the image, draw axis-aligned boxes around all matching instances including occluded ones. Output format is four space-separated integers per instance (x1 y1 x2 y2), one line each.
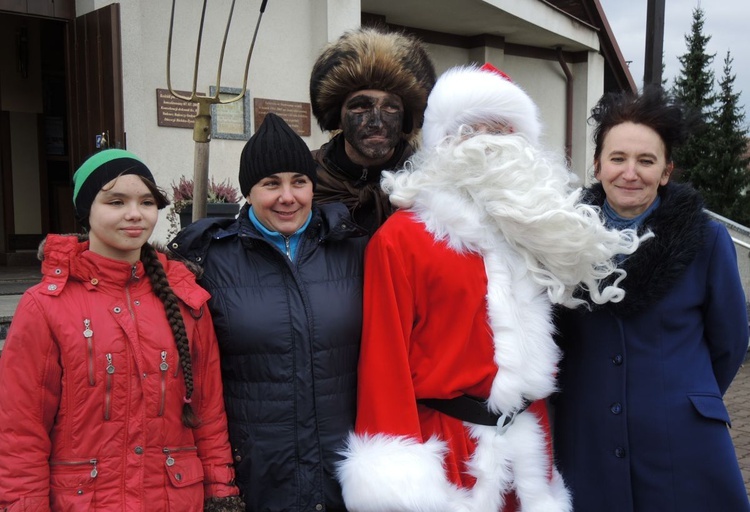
191 101 212 221
644 0 666 86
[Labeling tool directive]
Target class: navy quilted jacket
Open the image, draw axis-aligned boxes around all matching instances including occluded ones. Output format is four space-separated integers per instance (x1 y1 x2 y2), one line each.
170 202 367 512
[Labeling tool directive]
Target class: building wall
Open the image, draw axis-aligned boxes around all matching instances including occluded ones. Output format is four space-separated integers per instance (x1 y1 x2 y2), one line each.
422 46 602 184
74 0 605 243
9 112 43 234
504 54 567 152
577 51 606 185
73 0 345 241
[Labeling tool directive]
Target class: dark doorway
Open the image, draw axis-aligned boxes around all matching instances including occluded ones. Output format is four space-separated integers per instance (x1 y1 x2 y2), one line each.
0 3 124 264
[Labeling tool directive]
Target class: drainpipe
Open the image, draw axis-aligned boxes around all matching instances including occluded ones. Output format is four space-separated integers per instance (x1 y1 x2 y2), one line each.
556 47 573 164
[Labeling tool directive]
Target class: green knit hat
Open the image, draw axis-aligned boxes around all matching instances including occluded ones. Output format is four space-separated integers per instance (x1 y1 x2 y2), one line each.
72 149 165 224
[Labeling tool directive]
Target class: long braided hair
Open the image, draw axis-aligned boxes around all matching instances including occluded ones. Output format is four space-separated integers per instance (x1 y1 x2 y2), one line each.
134 174 198 428
140 242 199 428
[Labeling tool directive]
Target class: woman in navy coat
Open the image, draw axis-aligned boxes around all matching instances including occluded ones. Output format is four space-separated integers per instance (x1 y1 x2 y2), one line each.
553 87 750 512
170 114 367 511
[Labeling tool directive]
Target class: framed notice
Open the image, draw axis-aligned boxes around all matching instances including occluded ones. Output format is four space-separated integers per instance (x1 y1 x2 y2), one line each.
253 98 311 136
210 86 252 140
156 89 203 129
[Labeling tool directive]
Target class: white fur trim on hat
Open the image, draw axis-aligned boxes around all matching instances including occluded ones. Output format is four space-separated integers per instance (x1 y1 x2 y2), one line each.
422 65 542 150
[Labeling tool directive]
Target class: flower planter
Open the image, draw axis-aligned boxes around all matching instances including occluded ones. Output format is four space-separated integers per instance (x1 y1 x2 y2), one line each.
179 203 241 229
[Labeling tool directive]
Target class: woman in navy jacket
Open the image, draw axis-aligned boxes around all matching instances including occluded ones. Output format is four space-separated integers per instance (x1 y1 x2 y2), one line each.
169 114 367 512
553 87 749 511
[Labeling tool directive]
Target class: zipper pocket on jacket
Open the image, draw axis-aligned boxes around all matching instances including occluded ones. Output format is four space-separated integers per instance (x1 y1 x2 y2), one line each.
83 319 95 386
158 350 168 417
50 458 99 479
104 353 115 421
162 446 198 466
126 271 138 320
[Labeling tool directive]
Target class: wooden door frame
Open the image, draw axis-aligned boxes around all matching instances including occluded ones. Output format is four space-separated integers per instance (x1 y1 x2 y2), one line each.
66 3 125 171
0 111 12 254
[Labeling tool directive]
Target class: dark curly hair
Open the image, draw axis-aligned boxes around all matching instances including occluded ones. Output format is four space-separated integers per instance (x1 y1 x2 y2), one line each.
590 86 694 165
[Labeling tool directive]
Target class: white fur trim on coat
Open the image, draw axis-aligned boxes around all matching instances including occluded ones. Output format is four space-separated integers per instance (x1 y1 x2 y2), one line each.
337 433 462 512
483 248 559 413
422 65 541 150
338 417 571 512
466 415 571 512
411 186 560 414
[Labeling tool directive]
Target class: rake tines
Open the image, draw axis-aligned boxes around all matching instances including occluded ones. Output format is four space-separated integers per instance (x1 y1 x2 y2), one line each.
166 0 268 221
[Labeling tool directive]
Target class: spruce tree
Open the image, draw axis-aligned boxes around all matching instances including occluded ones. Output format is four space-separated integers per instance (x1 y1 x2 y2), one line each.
671 7 717 195
712 50 750 224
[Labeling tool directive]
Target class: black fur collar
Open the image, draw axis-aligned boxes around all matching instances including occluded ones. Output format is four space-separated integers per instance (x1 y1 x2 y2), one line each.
583 182 708 317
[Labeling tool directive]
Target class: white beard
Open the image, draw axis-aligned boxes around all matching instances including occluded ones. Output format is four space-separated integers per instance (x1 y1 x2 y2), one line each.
383 132 642 307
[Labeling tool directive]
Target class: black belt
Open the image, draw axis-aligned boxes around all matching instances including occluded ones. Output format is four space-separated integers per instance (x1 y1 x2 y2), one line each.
417 395 530 431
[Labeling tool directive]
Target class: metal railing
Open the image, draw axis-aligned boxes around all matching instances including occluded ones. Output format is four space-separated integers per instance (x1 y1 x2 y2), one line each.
734 238 750 251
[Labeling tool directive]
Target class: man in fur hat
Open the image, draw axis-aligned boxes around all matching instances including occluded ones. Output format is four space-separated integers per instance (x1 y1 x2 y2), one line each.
336 64 643 511
309 26 436 234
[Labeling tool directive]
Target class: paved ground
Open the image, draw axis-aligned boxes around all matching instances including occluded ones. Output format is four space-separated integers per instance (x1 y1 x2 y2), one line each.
726 360 750 496
0 263 749 496
0 266 40 298
0 264 41 346
0 294 24 319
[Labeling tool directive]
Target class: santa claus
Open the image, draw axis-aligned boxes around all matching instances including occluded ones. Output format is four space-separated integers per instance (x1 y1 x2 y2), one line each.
336 64 643 512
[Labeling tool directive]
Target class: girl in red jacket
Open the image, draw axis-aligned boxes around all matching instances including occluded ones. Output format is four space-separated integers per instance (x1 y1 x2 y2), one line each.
0 149 243 512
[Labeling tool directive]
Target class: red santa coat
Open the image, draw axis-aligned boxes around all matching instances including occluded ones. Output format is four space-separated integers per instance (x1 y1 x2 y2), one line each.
338 210 570 512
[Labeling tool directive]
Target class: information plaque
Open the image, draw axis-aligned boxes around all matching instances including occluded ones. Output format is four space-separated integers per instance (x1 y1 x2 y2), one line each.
156 89 202 129
253 98 311 136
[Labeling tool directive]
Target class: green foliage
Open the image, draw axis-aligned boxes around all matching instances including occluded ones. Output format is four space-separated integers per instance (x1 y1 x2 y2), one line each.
671 7 750 224
672 8 715 114
672 7 717 190
711 51 750 224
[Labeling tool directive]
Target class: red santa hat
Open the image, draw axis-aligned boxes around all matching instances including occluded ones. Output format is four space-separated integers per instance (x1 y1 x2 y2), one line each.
422 63 542 149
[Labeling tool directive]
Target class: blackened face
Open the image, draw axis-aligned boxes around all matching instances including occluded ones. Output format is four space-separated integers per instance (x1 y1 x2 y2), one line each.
340 89 404 166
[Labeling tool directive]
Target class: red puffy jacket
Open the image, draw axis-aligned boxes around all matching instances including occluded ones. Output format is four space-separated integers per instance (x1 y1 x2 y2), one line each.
0 235 239 511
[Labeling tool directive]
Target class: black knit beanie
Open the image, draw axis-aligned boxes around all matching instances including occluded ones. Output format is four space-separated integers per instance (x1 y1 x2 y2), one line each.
72 149 166 226
239 113 317 197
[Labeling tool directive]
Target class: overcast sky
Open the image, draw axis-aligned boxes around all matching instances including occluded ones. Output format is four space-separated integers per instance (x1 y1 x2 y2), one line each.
598 0 749 122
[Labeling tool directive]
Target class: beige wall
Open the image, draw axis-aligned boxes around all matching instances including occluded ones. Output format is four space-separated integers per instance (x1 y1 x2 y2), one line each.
422 46 603 185
73 0 365 242
504 55 567 151
9 112 43 234
575 52 606 185
73 0 605 243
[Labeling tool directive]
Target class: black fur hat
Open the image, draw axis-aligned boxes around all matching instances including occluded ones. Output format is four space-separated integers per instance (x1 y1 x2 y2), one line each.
309 26 436 139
